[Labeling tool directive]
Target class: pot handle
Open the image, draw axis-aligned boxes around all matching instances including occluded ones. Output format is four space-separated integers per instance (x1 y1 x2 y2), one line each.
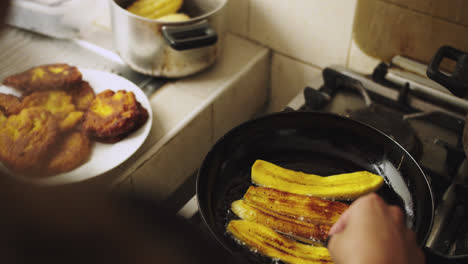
426 45 468 98
162 20 218 51
424 247 468 264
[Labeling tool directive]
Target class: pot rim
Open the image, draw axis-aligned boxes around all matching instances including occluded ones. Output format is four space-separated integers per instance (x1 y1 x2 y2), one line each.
109 0 228 25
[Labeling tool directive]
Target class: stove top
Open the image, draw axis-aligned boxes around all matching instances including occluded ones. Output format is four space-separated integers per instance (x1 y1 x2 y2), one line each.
287 65 468 257
173 63 468 261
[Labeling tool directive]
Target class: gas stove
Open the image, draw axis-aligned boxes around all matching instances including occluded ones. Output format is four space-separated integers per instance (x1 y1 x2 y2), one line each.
286 64 468 257
173 62 468 259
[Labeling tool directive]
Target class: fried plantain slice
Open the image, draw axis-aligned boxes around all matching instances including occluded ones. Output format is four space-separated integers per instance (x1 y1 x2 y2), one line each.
0 93 22 115
231 199 331 242
67 81 95 111
251 160 384 200
46 131 92 176
0 107 59 174
82 89 149 143
243 186 348 226
3 64 82 94
227 220 332 264
21 90 84 132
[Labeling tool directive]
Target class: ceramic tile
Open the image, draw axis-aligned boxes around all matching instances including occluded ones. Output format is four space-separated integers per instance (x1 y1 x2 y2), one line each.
268 52 322 113
212 50 270 141
353 0 468 66
249 0 357 68
460 1 468 27
383 0 463 24
132 107 212 201
347 39 382 74
172 33 267 100
115 83 201 176
130 83 203 156
226 0 249 37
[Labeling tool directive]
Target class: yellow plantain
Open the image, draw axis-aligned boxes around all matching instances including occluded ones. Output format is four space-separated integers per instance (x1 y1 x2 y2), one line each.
243 186 348 226
251 160 384 200
231 199 331 242
227 220 333 264
127 0 183 20
157 13 190 22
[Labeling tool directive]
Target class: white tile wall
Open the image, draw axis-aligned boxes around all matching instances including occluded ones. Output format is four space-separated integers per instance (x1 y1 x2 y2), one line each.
226 0 250 37
132 107 212 201
248 0 357 68
268 53 322 112
212 51 270 141
226 0 468 110
347 39 381 74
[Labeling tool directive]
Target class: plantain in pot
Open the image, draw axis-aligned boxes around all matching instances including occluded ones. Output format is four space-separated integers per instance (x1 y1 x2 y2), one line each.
251 160 384 200
126 0 184 20
158 13 190 22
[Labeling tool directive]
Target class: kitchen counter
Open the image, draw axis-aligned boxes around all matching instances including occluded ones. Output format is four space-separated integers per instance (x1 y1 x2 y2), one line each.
109 34 270 200
0 22 270 201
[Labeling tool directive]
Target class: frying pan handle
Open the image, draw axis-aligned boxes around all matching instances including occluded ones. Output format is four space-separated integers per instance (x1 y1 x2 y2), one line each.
424 247 468 264
426 45 468 98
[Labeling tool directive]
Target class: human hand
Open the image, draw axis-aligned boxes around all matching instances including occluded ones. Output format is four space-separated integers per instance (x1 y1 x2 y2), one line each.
327 193 425 264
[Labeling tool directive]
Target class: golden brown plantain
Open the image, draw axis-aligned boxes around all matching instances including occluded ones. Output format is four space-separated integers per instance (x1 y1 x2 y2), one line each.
231 199 331 242
251 160 384 200
227 220 333 264
127 0 183 20
46 131 92 176
243 186 348 226
21 90 84 132
2 64 82 94
0 108 60 174
0 93 22 115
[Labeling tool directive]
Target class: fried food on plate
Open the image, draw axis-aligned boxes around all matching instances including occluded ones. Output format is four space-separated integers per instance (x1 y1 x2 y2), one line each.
251 160 384 200
0 111 6 124
46 131 92 175
3 63 82 94
82 89 149 143
0 93 21 115
21 90 84 131
0 107 60 173
67 81 95 111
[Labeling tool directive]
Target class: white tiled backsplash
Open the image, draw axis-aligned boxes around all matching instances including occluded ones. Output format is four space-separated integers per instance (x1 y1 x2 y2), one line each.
227 0 468 112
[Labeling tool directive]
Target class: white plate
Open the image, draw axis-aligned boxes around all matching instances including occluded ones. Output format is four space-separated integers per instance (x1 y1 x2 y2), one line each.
0 68 153 185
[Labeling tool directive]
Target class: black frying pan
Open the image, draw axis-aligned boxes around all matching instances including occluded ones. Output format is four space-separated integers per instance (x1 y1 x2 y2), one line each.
196 111 448 263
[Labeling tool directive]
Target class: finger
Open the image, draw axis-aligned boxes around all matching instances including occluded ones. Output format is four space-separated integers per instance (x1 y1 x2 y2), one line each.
388 205 406 230
405 229 418 244
328 208 350 236
329 193 381 236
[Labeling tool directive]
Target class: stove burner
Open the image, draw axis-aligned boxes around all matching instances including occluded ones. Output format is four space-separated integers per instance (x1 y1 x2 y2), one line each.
348 105 423 161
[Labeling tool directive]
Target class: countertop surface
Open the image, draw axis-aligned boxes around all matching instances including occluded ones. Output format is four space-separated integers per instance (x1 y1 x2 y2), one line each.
0 6 271 199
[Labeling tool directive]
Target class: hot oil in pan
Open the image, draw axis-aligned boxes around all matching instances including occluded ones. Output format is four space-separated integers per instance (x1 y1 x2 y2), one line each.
214 155 409 264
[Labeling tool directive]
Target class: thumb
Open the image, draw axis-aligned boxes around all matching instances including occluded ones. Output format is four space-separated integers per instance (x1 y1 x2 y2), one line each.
328 208 350 236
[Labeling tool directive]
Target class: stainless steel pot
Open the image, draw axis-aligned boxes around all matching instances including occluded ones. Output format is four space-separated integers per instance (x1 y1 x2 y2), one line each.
109 0 227 77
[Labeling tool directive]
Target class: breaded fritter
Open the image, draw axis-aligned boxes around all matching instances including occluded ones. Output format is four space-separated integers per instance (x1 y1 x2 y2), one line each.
82 90 149 143
0 93 22 115
0 107 60 174
3 64 82 94
46 131 92 175
67 81 95 111
0 111 6 124
21 90 84 131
